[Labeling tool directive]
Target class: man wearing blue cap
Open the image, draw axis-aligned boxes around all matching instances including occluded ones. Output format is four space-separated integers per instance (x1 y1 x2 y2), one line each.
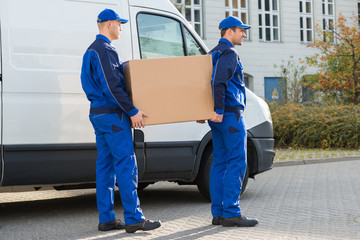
207 16 258 227
81 9 161 233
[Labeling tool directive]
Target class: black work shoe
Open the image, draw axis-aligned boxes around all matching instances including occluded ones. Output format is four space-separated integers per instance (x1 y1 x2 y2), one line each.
98 219 125 231
212 216 224 225
125 219 161 233
222 215 258 227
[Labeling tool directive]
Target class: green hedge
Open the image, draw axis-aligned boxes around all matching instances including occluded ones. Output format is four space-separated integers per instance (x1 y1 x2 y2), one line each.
269 103 360 149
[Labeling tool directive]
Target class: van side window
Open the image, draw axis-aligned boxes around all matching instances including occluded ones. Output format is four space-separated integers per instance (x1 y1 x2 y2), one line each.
184 28 205 56
137 14 185 59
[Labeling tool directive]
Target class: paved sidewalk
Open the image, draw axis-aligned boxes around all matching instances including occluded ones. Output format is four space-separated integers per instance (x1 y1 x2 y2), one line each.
1 160 359 240
273 148 360 166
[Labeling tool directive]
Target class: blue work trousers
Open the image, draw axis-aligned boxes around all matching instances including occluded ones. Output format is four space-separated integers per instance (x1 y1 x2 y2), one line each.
208 112 247 218
89 112 145 225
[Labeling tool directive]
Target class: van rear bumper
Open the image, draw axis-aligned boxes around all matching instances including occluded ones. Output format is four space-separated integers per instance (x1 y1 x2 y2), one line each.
251 137 275 174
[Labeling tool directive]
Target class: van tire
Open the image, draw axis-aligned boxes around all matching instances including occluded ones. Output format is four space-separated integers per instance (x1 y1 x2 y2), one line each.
196 148 249 201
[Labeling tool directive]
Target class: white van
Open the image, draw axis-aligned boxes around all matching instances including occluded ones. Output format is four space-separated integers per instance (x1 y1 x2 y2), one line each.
0 0 275 198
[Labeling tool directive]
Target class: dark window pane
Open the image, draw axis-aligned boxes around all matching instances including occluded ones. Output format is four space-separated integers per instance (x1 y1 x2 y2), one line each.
307 30 312 42
225 0 229 7
273 0 278 10
265 13 270 26
306 2 311 13
301 30 304 41
259 14 262 26
244 76 249 88
265 0 270 11
241 13 246 23
299 1 303 12
259 27 263 39
273 15 278 27
195 10 200 22
306 17 311 29
226 11 230 17
300 17 303 28
185 0 190 5
194 0 200 5
322 3 325 14
185 8 191 21
358 3 360 25
266 28 271 41
233 0 238 9
273 28 278 40
195 24 201 36
233 11 238 17
258 0 262 9
241 0 246 8
328 4 333 15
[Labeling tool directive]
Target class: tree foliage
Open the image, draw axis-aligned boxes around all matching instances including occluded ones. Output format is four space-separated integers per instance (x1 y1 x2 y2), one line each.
306 14 360 104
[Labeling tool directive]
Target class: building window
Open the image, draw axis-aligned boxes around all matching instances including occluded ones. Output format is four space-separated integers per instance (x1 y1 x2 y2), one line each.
258 0 280 42
225 0 249 23
299 0 313 43
171 0 203 38
225 0 249 39
322 0 335 42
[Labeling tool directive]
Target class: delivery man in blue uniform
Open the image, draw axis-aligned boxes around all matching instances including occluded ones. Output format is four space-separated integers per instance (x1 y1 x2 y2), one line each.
207 16 258 227
80 9 160 233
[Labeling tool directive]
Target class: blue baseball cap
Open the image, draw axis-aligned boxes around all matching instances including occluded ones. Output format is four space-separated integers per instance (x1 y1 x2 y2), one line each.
97 9 128 23
219 16 251 30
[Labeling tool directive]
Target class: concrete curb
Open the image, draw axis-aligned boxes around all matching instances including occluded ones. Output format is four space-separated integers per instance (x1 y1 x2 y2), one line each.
273 155 360 167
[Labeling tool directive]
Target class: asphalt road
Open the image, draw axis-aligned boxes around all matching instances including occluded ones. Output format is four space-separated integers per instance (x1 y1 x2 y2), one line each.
0 159 359 240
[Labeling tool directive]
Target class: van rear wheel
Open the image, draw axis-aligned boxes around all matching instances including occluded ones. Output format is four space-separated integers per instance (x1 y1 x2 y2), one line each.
196 148 249 201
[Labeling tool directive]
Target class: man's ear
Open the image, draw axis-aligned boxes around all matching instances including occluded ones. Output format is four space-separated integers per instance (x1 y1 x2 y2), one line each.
106 21 112 29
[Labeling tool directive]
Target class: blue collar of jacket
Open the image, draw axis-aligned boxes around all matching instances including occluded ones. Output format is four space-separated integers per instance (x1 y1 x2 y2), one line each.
96 34 111 44
219 38 233 47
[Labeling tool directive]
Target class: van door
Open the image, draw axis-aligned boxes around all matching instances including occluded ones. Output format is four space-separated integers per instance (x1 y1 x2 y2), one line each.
129 7 210 181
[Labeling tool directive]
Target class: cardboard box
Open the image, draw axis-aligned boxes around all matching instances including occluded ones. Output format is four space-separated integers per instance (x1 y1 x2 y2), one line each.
123 55 214 125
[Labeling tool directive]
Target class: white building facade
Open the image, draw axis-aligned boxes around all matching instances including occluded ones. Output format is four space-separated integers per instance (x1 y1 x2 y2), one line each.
172 0 359 100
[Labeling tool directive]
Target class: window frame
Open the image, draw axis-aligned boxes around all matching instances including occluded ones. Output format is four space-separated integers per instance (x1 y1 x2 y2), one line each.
299 0 314 44
225 0 250 40
322 0 335 30
322 0 335 42
171 0 204 38
136 12 206 59
258 0 281 42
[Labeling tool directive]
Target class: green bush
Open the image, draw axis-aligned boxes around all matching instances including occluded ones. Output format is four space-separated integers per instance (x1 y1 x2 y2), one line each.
269 103 360 149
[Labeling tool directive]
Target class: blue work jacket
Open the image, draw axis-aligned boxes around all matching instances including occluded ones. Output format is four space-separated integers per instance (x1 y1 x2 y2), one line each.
81 34 138 117
209 38 246 115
